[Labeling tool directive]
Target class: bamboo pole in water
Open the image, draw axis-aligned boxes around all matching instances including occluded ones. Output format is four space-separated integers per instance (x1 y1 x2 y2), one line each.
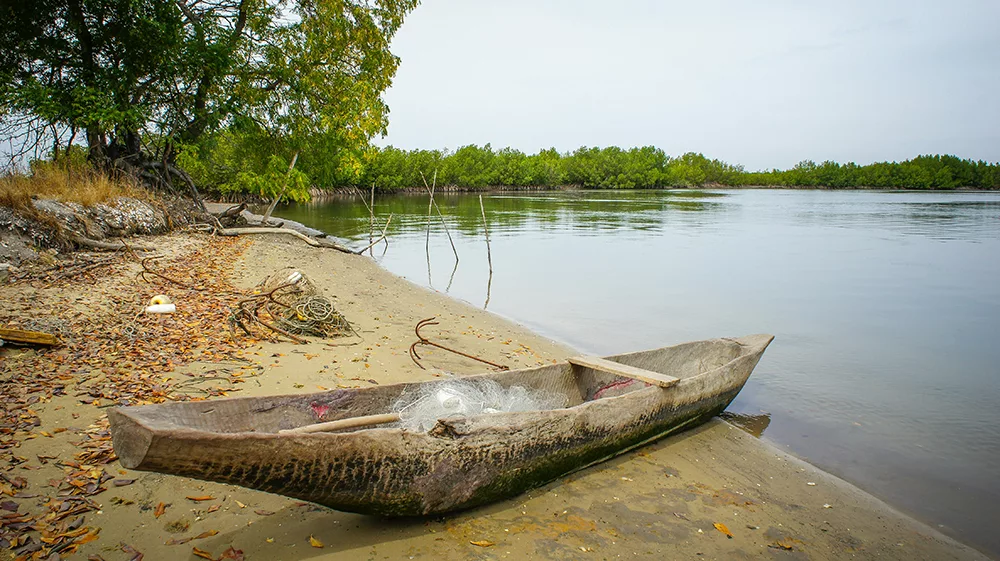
480 194 493 309
420 170 459 263
353 214 393 255
425 174 435 285
479 194 493 274
352 185 388 256
369 184 375 255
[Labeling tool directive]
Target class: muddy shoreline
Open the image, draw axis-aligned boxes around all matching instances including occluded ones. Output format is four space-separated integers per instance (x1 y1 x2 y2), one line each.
210 184 1000 205
0 231 993 560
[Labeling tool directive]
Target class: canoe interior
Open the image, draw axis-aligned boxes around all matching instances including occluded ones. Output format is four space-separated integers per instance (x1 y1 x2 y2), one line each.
121 338 751 435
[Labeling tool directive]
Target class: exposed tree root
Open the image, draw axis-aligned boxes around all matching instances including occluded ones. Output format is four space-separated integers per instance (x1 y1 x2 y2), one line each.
70 235 156 252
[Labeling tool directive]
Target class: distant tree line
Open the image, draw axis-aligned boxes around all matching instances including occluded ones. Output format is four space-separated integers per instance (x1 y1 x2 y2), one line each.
353 145 999 191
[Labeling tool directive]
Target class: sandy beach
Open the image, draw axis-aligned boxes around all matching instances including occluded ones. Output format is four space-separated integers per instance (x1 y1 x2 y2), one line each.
0 231 992 561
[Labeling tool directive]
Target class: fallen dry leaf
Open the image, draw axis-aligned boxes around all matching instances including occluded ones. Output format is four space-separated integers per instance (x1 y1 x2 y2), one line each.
192 547 215 559
166 530 220 545
470 540 495 547
195 530 219 540
121 542 144 561
77 530 101 545
207 504 221 513
0 238 264 558
254 509 274 516
309 535 324 548
186 495 216 502
220 547 245 561
713 522 734 538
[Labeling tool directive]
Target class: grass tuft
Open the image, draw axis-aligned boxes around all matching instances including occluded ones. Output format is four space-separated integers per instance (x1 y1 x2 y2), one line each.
1 161 152 243
0 160 147 212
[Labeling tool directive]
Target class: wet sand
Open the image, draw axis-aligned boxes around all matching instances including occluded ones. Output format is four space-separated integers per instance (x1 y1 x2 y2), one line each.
0 232 992 560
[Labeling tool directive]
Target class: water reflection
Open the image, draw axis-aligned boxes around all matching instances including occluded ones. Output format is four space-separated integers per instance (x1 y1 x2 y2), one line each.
790 197 1000 240
284 190 728 240
720 411 772 438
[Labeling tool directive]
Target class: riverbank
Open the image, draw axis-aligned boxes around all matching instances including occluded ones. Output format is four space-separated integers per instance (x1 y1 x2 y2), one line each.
223 184 1000 204
0 231 992 560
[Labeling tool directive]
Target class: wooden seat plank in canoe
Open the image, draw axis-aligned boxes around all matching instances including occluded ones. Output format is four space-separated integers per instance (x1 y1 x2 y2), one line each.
568 355 679 388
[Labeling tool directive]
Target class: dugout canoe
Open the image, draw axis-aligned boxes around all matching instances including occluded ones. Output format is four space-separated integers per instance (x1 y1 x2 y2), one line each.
108 334 773 516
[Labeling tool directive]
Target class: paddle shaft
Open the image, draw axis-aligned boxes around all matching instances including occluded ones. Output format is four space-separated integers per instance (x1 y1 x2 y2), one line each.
279 413 401 435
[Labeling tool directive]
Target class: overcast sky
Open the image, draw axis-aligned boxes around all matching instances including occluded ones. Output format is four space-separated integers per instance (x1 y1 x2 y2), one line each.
377 0 1000 170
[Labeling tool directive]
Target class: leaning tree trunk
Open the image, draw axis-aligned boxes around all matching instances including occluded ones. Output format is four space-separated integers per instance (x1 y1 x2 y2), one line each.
260 151 299 225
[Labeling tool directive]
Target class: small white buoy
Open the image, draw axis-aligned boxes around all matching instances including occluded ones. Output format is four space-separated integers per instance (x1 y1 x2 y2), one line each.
148 294 172 306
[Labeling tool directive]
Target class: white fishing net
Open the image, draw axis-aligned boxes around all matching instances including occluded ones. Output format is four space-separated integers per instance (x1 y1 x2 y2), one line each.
392 379 568 432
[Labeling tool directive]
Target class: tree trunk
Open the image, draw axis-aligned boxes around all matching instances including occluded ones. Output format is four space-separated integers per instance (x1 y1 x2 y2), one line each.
260 151 299 225
86 129 107 164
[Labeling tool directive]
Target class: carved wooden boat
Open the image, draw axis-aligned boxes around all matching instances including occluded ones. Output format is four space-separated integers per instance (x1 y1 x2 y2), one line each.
108 334 773 516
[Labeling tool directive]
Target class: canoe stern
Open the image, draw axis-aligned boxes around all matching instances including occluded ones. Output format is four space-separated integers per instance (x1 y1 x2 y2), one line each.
107 408 155 470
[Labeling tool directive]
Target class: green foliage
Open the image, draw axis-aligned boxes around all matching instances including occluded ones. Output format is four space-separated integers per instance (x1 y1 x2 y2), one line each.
1 0 418 195
170 0 418 195
741 154 998 190
224 156 310 202
1 0 184 143
177 133 310 201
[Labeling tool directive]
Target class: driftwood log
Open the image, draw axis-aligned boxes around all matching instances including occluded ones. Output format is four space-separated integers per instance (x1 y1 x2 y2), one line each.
219 203 248 219
213 227 353 252
213 221 391 256
0 327 61 347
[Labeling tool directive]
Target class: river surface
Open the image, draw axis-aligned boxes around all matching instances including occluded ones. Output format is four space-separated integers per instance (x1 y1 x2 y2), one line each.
274 189 1000 556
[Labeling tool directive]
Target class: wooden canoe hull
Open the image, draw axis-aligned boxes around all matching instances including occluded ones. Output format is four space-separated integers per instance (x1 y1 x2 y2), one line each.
108 334 773 516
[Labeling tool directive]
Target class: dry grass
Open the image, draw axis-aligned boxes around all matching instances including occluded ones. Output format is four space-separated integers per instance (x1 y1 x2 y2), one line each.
0 161 147 211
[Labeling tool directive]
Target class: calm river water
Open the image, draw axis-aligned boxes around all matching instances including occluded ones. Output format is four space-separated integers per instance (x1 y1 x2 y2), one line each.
275 189 1000 555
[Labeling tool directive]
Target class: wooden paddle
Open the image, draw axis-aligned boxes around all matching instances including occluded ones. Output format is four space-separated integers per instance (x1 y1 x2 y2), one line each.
279 413 401 435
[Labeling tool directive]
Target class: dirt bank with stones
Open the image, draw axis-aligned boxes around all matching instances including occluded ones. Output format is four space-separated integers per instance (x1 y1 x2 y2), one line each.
0 196 201 270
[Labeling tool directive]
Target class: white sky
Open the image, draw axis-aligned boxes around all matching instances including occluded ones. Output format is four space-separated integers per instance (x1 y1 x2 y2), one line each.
377 0 1000 170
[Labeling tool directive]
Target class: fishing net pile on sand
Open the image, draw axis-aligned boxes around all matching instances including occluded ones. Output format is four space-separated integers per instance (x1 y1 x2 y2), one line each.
256 268 352 337
392 379 567 432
